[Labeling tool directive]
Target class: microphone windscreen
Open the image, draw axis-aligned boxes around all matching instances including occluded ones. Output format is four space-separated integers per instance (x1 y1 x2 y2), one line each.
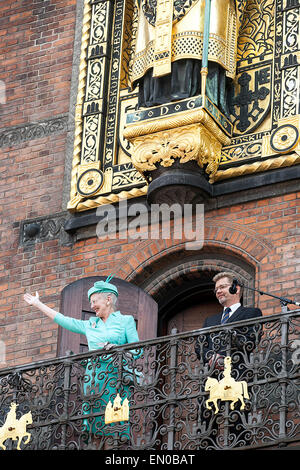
229 279 238 294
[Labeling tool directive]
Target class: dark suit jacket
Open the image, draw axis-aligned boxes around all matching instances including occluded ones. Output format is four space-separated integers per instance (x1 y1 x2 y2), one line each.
195 306 262 361
203 306 262 328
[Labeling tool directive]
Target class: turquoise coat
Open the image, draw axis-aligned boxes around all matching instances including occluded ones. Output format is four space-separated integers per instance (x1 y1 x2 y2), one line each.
54 310 139 350
54 311 140 438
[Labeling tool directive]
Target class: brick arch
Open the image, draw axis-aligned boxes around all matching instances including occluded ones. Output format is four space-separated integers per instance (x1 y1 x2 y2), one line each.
119 219 273 284
140 255 256 308
126 246 259 336
204 219 273 263
120 219 273 285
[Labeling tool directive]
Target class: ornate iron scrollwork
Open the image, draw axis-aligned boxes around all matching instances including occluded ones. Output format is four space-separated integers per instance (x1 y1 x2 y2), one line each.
0 312 299 450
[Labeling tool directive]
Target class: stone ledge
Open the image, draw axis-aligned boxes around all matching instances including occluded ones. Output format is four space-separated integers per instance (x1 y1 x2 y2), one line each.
0 115 69 148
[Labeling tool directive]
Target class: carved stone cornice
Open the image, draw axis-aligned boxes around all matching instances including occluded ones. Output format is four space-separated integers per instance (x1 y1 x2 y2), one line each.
20 212 72 247
0 115 68 148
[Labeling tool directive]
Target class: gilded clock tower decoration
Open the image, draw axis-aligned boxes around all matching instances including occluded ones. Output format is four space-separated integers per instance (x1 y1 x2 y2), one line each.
67 0 300 211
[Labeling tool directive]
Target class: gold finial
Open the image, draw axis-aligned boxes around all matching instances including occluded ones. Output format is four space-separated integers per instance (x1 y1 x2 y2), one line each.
205 356 250 414
105 393 129 424
0 402 32 450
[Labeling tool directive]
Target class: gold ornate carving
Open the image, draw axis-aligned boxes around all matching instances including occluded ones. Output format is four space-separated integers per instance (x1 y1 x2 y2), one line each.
124 107 230 182
68 164 112 209
0 403 32 451
81 114 102 163
205 357 250 414
77 169 104 197
129 123 221 181
105 394 129 424
72 186 148 212
69 0 92 209
262 116 300 157
237 0 274 61
112 166 146 189
121 0 137 88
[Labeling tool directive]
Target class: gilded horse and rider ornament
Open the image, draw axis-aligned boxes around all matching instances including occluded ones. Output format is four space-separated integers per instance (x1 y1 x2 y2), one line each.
0 403 32 451
205 356 250 414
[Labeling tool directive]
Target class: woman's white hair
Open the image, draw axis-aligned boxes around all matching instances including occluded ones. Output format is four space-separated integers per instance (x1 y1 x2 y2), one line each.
101 292 118 308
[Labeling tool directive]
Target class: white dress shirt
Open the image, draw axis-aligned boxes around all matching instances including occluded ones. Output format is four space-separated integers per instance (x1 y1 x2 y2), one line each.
223 303 241 318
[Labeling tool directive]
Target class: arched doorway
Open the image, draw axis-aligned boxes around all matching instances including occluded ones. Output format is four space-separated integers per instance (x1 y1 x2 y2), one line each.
139 251 256 337
157 272 220 336
134 253 257 448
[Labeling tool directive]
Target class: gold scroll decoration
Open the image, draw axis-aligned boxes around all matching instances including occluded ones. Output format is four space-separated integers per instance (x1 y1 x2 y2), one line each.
123 107 231 183
0 402 32 451
205 357 250 414
153 0 174 77
105 393 129 424
130 123 221 180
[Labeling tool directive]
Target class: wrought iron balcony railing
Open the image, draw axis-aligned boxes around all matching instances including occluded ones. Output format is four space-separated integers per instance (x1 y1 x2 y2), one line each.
0 310 299 450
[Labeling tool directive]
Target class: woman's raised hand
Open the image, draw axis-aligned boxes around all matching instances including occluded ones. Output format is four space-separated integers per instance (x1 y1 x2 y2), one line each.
24 292 40 307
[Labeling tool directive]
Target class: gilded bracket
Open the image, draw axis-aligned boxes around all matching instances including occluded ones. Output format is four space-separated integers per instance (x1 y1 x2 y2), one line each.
124 104 231 183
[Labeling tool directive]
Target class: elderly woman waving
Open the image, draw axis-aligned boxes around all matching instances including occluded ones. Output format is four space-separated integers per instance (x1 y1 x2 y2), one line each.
24 276 141 445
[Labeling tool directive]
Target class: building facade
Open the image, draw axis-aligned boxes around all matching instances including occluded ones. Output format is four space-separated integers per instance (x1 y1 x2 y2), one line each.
0 0 299 450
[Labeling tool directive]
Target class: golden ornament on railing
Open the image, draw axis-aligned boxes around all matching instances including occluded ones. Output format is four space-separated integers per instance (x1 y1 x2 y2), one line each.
205 356 250 414
105 394 129 425
0 402 32 451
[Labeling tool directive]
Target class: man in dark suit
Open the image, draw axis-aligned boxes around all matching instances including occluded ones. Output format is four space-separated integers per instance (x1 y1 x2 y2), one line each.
195 271 262 367
194 272 263 447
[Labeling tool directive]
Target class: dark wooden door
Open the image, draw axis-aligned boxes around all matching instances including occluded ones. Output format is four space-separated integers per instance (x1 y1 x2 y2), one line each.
57 276 158 356
166 298 220 334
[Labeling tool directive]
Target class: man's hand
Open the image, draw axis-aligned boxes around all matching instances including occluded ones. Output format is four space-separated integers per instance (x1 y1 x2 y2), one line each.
24 292 40 307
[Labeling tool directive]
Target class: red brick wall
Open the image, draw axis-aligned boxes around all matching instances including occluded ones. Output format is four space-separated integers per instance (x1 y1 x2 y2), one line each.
0 0 76 127
0 0 76 367
0 0 76 222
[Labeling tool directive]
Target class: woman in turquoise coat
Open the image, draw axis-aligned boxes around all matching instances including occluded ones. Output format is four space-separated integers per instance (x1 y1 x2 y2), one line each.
24 277 140 442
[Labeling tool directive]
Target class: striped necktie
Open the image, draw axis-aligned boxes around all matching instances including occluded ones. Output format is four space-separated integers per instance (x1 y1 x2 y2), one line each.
221 307 231 324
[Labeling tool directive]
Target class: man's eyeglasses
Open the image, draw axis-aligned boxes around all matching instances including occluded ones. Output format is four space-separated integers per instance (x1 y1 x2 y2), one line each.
214 284 231 294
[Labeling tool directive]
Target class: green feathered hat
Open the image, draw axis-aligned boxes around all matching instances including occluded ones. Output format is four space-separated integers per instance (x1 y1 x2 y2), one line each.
88 275 118 301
